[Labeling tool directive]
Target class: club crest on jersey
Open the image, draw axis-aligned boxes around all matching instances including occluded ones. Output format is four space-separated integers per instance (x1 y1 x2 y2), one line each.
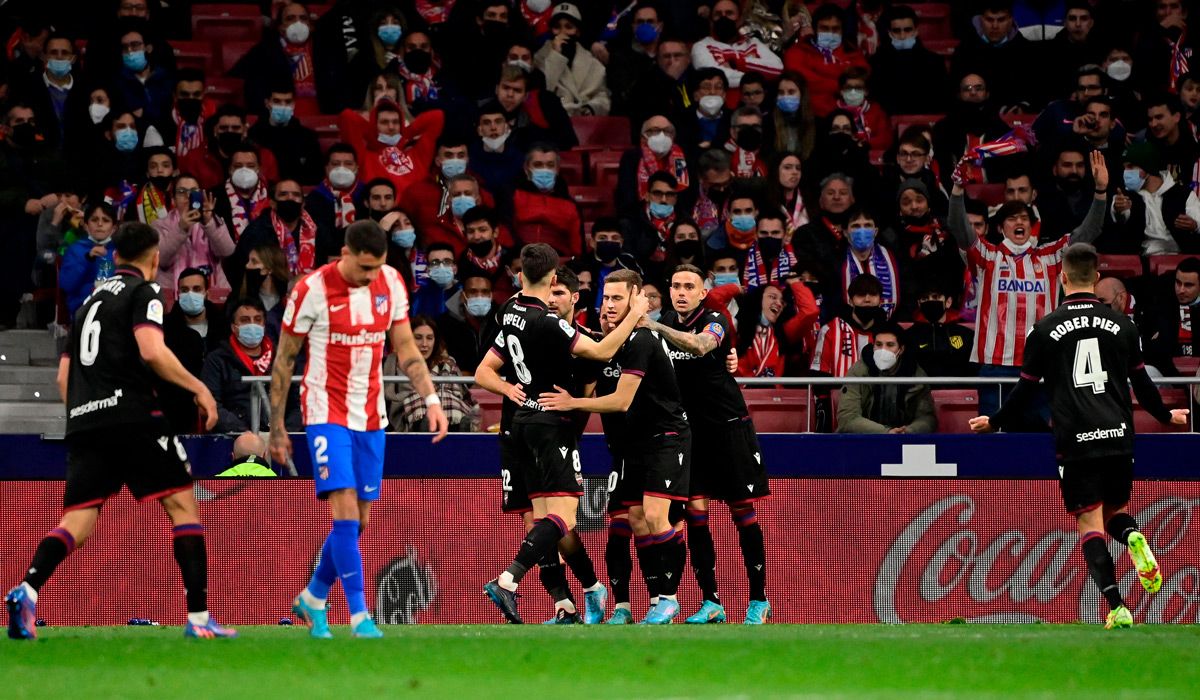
950 335 964 349
375 294 389 315
146 299 164 324
703 322 725 343
319 466 329 480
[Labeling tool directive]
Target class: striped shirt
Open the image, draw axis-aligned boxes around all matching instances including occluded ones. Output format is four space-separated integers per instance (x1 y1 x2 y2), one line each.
969 235 1071 367
810 317 873 378
282 262 410 431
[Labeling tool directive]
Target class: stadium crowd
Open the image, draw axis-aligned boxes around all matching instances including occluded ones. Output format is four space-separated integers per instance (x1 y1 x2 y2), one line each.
3 0 1200 435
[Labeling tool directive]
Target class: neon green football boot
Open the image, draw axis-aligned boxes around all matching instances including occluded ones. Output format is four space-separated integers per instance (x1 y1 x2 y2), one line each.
1105 606 1133 630
1126 532 1163 594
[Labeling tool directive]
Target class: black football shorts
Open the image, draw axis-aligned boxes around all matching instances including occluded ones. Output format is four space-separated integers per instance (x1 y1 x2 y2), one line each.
1058 455 1134 515
63 420 193 510
689 418 770 504
509 421 584 499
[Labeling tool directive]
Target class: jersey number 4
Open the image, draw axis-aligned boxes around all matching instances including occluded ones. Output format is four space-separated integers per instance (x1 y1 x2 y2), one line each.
1072 337 1108 395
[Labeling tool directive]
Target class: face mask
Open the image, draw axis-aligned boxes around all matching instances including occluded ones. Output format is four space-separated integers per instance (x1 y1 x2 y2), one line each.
377 24 403 45
466 296 493 318
759 312 772 326
873 347 898 370
391 228 416 248
1107 60 1132 82
649 201 675 219
1003 238 1034 255
531 168 557 191
735 125 763 151
216 132 243 154
854 305 885 327
11 123 37 148
841 88 865 107
482 20 507 37
275 199 302 220
891 35 916 51
285 21 310 44
368 209 388 222
757 237 783 259
329 165 356 189
482 131 510 151
243 269 265 293
468 239 494 257
451 194 476 218
405 49 432 74
177 98 203 123
635 23 660 44
713 17 740 43
378 131 401 146
507 59 532 72
178 291 205 316
777 95 801 114
149 175 173 192
526 0 551 12
441 158 467 178
648 308 662 322
237 323 266 347
596 240 622 262
560 36 578 61
849 226 876 251
919 299 945 322
674 239 700 259
231 167 259 190
429 265 455 287
647 132 673 155
731 214 756 232
511 271 522 289
713 271 740 287
816 32 842 50
123 50 148 72
114 127 139 152
699 95 725 116
270 104 294 126
89 103 111 125
1123 169 1145 192
47 58 72 78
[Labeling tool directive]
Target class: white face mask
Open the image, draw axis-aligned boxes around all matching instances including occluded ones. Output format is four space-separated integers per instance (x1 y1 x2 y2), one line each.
231 166 259 190
1107 60 1132 82
699 94 725 116
508 59 532 73
647 132 673 155
328 165 356 189
526 0 551 13
1002 238 1034 255
482 130 510 151
873 348 898 371
285 21 311 45
88 103 111 125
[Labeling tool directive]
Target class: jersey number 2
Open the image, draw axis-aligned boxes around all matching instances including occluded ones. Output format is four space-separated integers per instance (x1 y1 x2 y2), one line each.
79 302 103 366
1072 337 1108 394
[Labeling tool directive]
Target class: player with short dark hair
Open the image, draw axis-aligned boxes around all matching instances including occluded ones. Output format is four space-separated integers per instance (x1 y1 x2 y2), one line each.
476 244 647 624
970 243 1188 630
7 222 234 640
644 262 774 624
274 219 449 639
539 268 692 624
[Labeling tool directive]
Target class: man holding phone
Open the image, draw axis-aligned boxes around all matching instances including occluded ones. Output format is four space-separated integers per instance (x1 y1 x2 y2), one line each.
152 175 235 297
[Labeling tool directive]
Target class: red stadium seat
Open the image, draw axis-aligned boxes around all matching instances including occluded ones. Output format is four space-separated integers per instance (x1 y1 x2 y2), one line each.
1149 254 1199 277
1001 112 1037 129
869 149 885 166
559 149 585 186
572 116 632 151
299 113 342 154
193 8 263 44
1132 388 1189 433
205 77 244 107
471 388 503 431
1174 356 1200 375
964 183 1005 206
572 185 615 219
932 389 979 434
220 40 257 73
744 388 811 432
1097 255 1144 279
589 149 623 191
923 38 959 57
910 3 953 40
890 114 944 137
173 40 215 75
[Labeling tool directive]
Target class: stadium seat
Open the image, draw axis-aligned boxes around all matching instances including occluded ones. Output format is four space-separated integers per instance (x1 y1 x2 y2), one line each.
1132 388 1189 433
1175 356 1200 375
205 77 244 107
923 38 959 57
1097 255 1144 279
471 388 503 431
965 183 1005 206
1149 254 1198 277
869 149 885 166
559 149 585 186
172 40 215 75
220 40 257 73
744 388 811 432
572 185 616 219
590 149 623 191
890 114 944 137
1001 112 1037 128
932 389 979 434
300 113 343 155
911 3 953 40
572 116 632 151
193 6 264 43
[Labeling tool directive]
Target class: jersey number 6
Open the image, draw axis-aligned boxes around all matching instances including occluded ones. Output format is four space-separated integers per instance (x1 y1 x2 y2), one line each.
79 302 103 366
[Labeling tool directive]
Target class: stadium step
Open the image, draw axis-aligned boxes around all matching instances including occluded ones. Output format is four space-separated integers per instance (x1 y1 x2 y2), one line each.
0 329 59 366
0 384 60 402
0 401 64 435
0 366 58 385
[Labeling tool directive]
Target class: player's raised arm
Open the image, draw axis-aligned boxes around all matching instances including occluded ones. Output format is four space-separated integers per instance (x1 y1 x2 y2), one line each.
268 329 304 462
540 372 643 413
572 289 649 361
389 320 448 443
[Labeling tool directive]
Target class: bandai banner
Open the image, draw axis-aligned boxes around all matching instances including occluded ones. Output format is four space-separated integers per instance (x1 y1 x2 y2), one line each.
2 479 1198 625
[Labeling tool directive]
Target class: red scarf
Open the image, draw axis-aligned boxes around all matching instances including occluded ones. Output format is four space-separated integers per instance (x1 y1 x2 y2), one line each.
415 0 456 24
225 179 269 238
645 203 674 262
397 63 439 105
135 182 169 224
270 209 317 275
465 242 501 272
900 218 950 260
323 179 358 228
173 107 204 157
282 37 315 97
782 191 809 236
637 144 689 199
836 99 875 144
749 324 779 377
230 336 274 376
822 216 845 243
519 2 551 36
726 140 767 178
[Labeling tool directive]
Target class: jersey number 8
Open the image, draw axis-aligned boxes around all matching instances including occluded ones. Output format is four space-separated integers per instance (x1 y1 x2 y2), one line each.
79 302 103 366
1072 337 1108 395
507 335 531 384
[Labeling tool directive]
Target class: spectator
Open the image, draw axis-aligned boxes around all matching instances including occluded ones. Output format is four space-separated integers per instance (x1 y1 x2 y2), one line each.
439 273 497 374
232 3 321 116
150 69 210 160
400 136 500 255
793 172 856 276
1109 142 1200 255
248 82 324 186
106 146 175 226
441 1 519 101
734 278 819 377
868 5 948 116
506 143 582 258
1144 93 1200 190
210 143 270 241
1038 146 1100 241
725 106 768 179
881 180 964 318
765 71 816 160
617 114 691 213
15 32 81 151
534 3 611 116
155 174 235 300
34 186 85 283
606 1 665 116
833 66 891 151
878 130 948 225
396 30 446 116
684 68 732 151
305 143 366 253
811 271 885 378
626 35 694 140
837 207 901 319
412 242 460 318
691 148 735 240
216 433 277 477
178 105 281 190
736 71 768 112
469 101 526 196
712 189 759 254
237 244 291 342
345 97 445 200
377 207 423 290
624 171 683 275
1133 0 1196 95
4 16 50 85
343 7 409 110
931 73 1011 188
582 216 643 315
1099 47 1145 134
783 3 869 118
950 1 1042 112
837 323 936 434
458 206 511 298
492 64 578 152
384 315 478 432
226 179 330 293
661 218 706 277
162 268 229 433
691 0 783 98
1031 65 1107 154
805 110 880 192
763 151 809 239
201 297 302 434
1069 96 1125 180
742 213 797 290
907 281 976 378
59 203 117 315
1143 257 1200 374
84 7 177 84
110 21 174 126
1041 0 1106 96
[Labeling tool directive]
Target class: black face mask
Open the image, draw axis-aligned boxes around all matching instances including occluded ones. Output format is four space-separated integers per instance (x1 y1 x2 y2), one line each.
899 212 933 228
148 175 174 192
674 238 701 260
468 240 494 257
757 236 783 259
853 305 886 327
595 240 622 263
919 299 946 322
244 269 265 292
1059 175 1083 193
275 199 302 221
177 98 203 123
404 49 432 74
482 19 507 38
560 36 577 61
804 280 823 297
575 288 594 310
216 132 243 154
368 208 388 222
735 125 763 151
10 123 38 149
713 16 739 43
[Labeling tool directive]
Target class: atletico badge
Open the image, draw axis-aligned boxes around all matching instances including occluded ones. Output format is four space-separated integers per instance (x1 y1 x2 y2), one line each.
375 294 389 315
319 466 329 481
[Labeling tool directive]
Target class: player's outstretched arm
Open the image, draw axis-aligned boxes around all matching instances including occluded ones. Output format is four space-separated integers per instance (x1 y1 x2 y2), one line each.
390 321 448 443
135 326 218 431
539 373 643 413
574 290 650 361
1130 366 1190 425
644 318 719 357
268 330 304 463
474 349 526 404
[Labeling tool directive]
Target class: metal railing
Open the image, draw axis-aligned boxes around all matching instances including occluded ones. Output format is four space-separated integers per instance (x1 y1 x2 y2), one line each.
243 375 1199 435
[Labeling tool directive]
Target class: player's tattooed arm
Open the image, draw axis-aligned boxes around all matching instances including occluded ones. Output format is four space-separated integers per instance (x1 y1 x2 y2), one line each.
268 331 303 460
645 319 719 357
391 321 449 442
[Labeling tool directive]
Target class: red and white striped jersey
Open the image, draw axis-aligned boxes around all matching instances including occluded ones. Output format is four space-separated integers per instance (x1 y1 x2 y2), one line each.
969 235 1070 367
809 317 873 378
282 262 410 431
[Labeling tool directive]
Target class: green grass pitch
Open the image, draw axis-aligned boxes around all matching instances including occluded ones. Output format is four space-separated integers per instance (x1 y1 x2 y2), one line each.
3 624 1199 698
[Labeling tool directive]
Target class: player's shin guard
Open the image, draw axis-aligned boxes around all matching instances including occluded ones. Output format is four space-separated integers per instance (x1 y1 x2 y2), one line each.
330 519 367 615
506 514 568 584
538 551 573 607
172 524 208 614
733 508 767 601
605 520 633 605
1106 513 1139 547
1081 531 1124 610
653 529 686 597
634 533 664 599
686 508 719 603
560 531 600 590
23 527 75 592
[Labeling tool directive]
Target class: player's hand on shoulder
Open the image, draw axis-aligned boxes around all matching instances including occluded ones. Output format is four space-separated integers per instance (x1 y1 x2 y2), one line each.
968 415 994 433
504 382 526 405
537 385 575 411
1170 408 1190 425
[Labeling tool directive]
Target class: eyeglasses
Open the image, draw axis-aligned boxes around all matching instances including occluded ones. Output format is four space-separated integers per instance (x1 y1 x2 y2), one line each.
176 187 199 196
897 150 927 160
649 189 678 199
428 259 454 268
121 41 146 51
643 127 674 137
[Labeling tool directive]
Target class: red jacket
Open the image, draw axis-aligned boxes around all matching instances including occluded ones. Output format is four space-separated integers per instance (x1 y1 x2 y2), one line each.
510 187 582 259
341 105 445 201
397 174 511 256
783 40 870 118
839 99 893 151
178 143 280 190
735 280 819 376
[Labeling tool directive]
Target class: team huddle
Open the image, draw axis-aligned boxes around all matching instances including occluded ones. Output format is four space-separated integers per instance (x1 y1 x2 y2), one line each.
2 220 1184 637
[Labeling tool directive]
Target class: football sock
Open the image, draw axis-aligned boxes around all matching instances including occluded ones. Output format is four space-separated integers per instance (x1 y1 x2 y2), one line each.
1081 532 1123 610
686 508 720 603
634 533 663 600
734 509 767 601
1105 513 1139 547
23 527 75 592
330 519 367 616
504 515 567 587
653 529 686 597
560 531 600 590
605 520 633 605
172 524 208 614
305 532 338 605
538 550 573 606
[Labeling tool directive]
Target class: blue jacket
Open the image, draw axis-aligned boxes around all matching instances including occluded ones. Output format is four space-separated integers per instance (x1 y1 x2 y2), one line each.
60 238 115 315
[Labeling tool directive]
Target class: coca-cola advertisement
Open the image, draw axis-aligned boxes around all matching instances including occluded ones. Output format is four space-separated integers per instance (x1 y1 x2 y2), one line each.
2 479 1197 624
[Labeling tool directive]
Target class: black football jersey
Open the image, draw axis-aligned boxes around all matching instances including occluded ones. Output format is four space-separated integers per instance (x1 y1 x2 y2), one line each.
1019 293 1143 462
658 306 749 428
611 328 690 443
490 294 578 425
65 267 167 435
594 354 627 453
